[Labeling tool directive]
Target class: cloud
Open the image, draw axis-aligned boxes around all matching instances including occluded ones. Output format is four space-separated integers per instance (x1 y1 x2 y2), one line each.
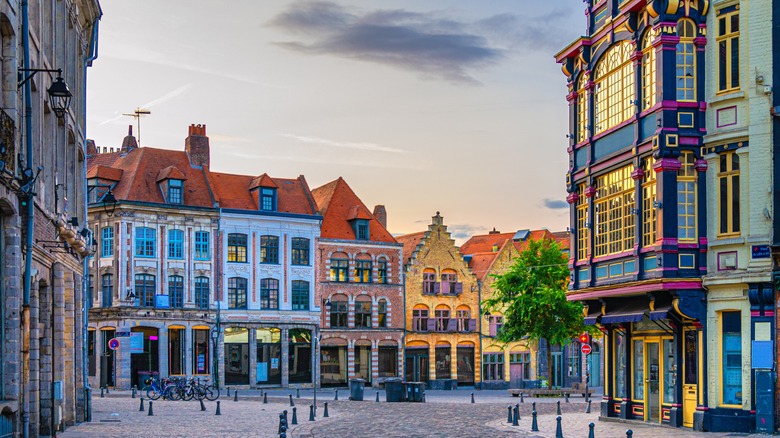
270 2 511 84
542 198 569 210
448 223 485 240
281 133 405 153
225 150 426 171
97 83 194 126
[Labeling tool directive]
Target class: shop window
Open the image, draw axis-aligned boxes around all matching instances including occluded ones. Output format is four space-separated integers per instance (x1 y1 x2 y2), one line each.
260 235 279 264
288 329 312 384
435 346 451 379
257 328 281 385
482 353 504 381
378 346 398 377
260 278 279 310
663 338 676 403
718 151 741 236
615 333 627 398
722 311 742 405
193 328 210 375
228 277 247 309
88 329 96 376
169 328 185 375
633 340 644 400
456 346 475 384
227 233 247 263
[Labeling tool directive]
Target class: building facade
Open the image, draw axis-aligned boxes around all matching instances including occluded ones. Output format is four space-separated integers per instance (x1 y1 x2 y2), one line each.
87 124 322 391
397 213 480 388
312 178 404 388
556 0 709 431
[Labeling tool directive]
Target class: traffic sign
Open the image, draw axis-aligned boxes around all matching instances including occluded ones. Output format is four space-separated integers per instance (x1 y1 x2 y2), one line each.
108 338 120 350
581 344 592 355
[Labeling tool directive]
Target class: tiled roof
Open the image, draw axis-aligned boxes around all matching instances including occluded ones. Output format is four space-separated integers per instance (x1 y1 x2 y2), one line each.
211 172 317 215
312 177 396 242
551 230 571 250
395 231 426 266
459 231 515 255
249 173 278 190
156 165 188 182
86 165 123 181
467 252 499 281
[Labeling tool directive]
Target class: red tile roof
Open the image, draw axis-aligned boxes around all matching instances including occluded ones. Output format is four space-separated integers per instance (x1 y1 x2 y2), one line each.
249 173 278 190
395 231 426 266
312 177 396 242
156 165 187 182
210 172 317 214
459 232 515 255
467 252 499 281
86 165 123 181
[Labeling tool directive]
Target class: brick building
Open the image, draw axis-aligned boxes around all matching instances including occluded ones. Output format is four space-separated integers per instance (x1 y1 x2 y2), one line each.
396 212 480 388
312 178 403 388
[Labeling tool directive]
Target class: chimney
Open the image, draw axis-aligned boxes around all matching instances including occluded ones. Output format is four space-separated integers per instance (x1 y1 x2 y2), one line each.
373 205 387 229
185 124 210 168
121 125 138 152
86 139 98 156
489 227 500 235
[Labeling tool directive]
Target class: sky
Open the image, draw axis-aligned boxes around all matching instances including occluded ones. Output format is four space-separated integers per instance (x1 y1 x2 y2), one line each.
86 1 586 242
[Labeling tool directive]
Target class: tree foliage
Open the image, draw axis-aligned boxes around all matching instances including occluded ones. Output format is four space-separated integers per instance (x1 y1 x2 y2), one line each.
483 238 590 387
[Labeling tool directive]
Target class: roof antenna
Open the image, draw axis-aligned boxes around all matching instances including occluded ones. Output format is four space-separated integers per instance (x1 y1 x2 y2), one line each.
122 107 151 147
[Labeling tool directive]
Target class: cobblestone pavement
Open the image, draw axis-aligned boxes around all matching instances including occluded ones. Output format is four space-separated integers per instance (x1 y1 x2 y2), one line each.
59 390 765 438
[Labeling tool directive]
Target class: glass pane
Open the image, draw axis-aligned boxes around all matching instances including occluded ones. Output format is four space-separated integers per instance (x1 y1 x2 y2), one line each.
732 176 740 232
731 38 739 88
634 340 644 400
663 339 676 403
616 334 626 398
684 331 697 385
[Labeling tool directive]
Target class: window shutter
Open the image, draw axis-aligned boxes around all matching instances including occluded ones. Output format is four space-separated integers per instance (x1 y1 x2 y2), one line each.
489 320 497 337
447 318 457 332
426 318 436 332
433 282 441 294
468 318 476 332
454 283 463 295
441 281 450 294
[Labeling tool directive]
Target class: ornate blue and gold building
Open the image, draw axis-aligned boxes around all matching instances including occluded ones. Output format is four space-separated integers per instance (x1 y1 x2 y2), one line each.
555 0 712 431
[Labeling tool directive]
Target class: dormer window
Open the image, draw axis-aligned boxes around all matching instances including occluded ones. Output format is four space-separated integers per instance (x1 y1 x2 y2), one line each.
260 188 276 211
353 219 369 240
168 179 183 204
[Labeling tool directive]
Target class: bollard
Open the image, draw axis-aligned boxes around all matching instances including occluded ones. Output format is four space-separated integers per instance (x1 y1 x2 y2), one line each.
139 397 145 412
148 401 154 416
227 386 231 397
200 398 206 411
471 392 475 404
335 389 338 400
375 392 379 402
626 430 633 438
105 386 109 394
292 407 298 425
283 410 288 428
512 405 519 427
234 389 239 402
520 392 524 403
565 392 570 403
216 400 221 416
278 413 285 434
132 385 136 399
586 400 592 414
557 400 562 415
507 406 513 423
532 401 536 412
100 387 104 398
531 410 539 432
515 404 521 421
588 422 595 438
555 415 563 438
309 405 315 421
280 425 287 438
297 388 300 399
263 392 268 404
324 402 330 418
289 394 294 407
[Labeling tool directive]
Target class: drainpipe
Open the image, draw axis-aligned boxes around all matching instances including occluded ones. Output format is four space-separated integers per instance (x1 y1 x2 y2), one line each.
401 271 406 379
21 0 33 436
476 280 482 390
82 12 100 423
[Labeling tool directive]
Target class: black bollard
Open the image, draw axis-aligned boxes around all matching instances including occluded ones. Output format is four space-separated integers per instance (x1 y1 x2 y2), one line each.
565 392 570 403
263 392 268 404
531 410 539 432
309 404 315 421
520 391 524 403
283 410 288 428
278 413 285 434
289 394 294 406
234 389 238 402
227 386 231 397
555 415 563 438
297 388 300 399
515 404 521 421
292 407 298 425
100 387 104 398
216 400 221 416
324 402 330 418
375 391 379 402
105 386 109 394
132 385 136 398
512 405 519 427
626 430 633 438
507 406 513 423
532 401 536 412
557 400 562 415
586 400 592 414
588 422 595 438
148 401 154 416
200 398 206 411
139 397 145 412
471 392 475 403
280 425 287 438
335 389 338 400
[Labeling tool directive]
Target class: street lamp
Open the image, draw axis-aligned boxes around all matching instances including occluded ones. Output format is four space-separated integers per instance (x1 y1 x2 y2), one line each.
18 68 72 119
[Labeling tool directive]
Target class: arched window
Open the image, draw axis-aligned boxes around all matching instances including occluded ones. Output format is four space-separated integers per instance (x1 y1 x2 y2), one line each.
260 278 279 310
377 257 388 284
641 28 659 110
330 294 348 328
678 152 697 241
412 304 430 332
329 252 348 282
355 296 372 328
593 41 635 134
377 299 388 327
354 254 372 283
434 305 451 332
456 306 472 332
422 268 437 294
676 19 696 101
576 74 589 143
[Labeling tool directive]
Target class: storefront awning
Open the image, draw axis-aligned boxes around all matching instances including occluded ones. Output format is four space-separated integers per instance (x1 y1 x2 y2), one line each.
583 308 602 325
599 300 647 324
649 306 671 321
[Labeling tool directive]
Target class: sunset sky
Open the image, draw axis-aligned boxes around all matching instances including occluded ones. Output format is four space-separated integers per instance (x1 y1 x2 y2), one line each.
86 0 586 242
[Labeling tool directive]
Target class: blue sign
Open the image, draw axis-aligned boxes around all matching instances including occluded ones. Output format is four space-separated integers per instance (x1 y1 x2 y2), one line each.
155 295 170 308
752 245 771 259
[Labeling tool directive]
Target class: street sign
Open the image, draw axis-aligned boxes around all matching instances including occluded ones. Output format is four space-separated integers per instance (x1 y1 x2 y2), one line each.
581 344 592 355
108 338 120 350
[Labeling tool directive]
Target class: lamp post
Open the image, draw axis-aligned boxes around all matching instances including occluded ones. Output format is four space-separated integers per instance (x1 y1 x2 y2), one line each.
18 68 72 120
211 301 222 389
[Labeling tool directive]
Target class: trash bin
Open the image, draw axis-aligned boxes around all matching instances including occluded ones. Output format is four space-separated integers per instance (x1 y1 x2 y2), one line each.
349 378 366 401
406 382 424 402
384 378 405 402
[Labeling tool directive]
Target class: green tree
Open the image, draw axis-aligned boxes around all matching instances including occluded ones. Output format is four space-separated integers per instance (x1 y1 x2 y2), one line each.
483 238 590 389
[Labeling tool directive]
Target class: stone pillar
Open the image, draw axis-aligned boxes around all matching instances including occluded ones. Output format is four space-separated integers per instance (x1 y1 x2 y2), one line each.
28 279 39 437
39 278 52 437
63 271 76 426
52 264 66 433
347 340 355 380
371 340 379 387
248 328 257 387
280 328 289 387
158 324 169 378
74 272 84 422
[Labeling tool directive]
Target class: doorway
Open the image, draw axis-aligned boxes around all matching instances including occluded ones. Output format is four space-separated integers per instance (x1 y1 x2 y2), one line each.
587 344 601 387
224 327 249 385
100 329 115 387
551 352 564 388
645 342 660 422
130 326 159 388
405 348 429 383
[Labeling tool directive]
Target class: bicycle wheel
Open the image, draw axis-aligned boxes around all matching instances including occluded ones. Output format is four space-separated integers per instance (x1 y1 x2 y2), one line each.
194 386 207 401
146 386 161 401
182 386 195 401
166 386 182 401
204 386 219 401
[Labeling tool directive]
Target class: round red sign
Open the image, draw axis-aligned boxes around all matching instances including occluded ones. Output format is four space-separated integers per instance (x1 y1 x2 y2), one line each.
581 344 592 355
108 338 120 350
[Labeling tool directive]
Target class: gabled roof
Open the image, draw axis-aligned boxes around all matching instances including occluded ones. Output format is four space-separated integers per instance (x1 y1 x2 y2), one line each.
312 177 395 242
467 252 500 281
461 229 570 279
395 231 426 266
459 231 515 255
156 165 188 182
249 173 278 190
86 165 123 181
210 172 317 215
